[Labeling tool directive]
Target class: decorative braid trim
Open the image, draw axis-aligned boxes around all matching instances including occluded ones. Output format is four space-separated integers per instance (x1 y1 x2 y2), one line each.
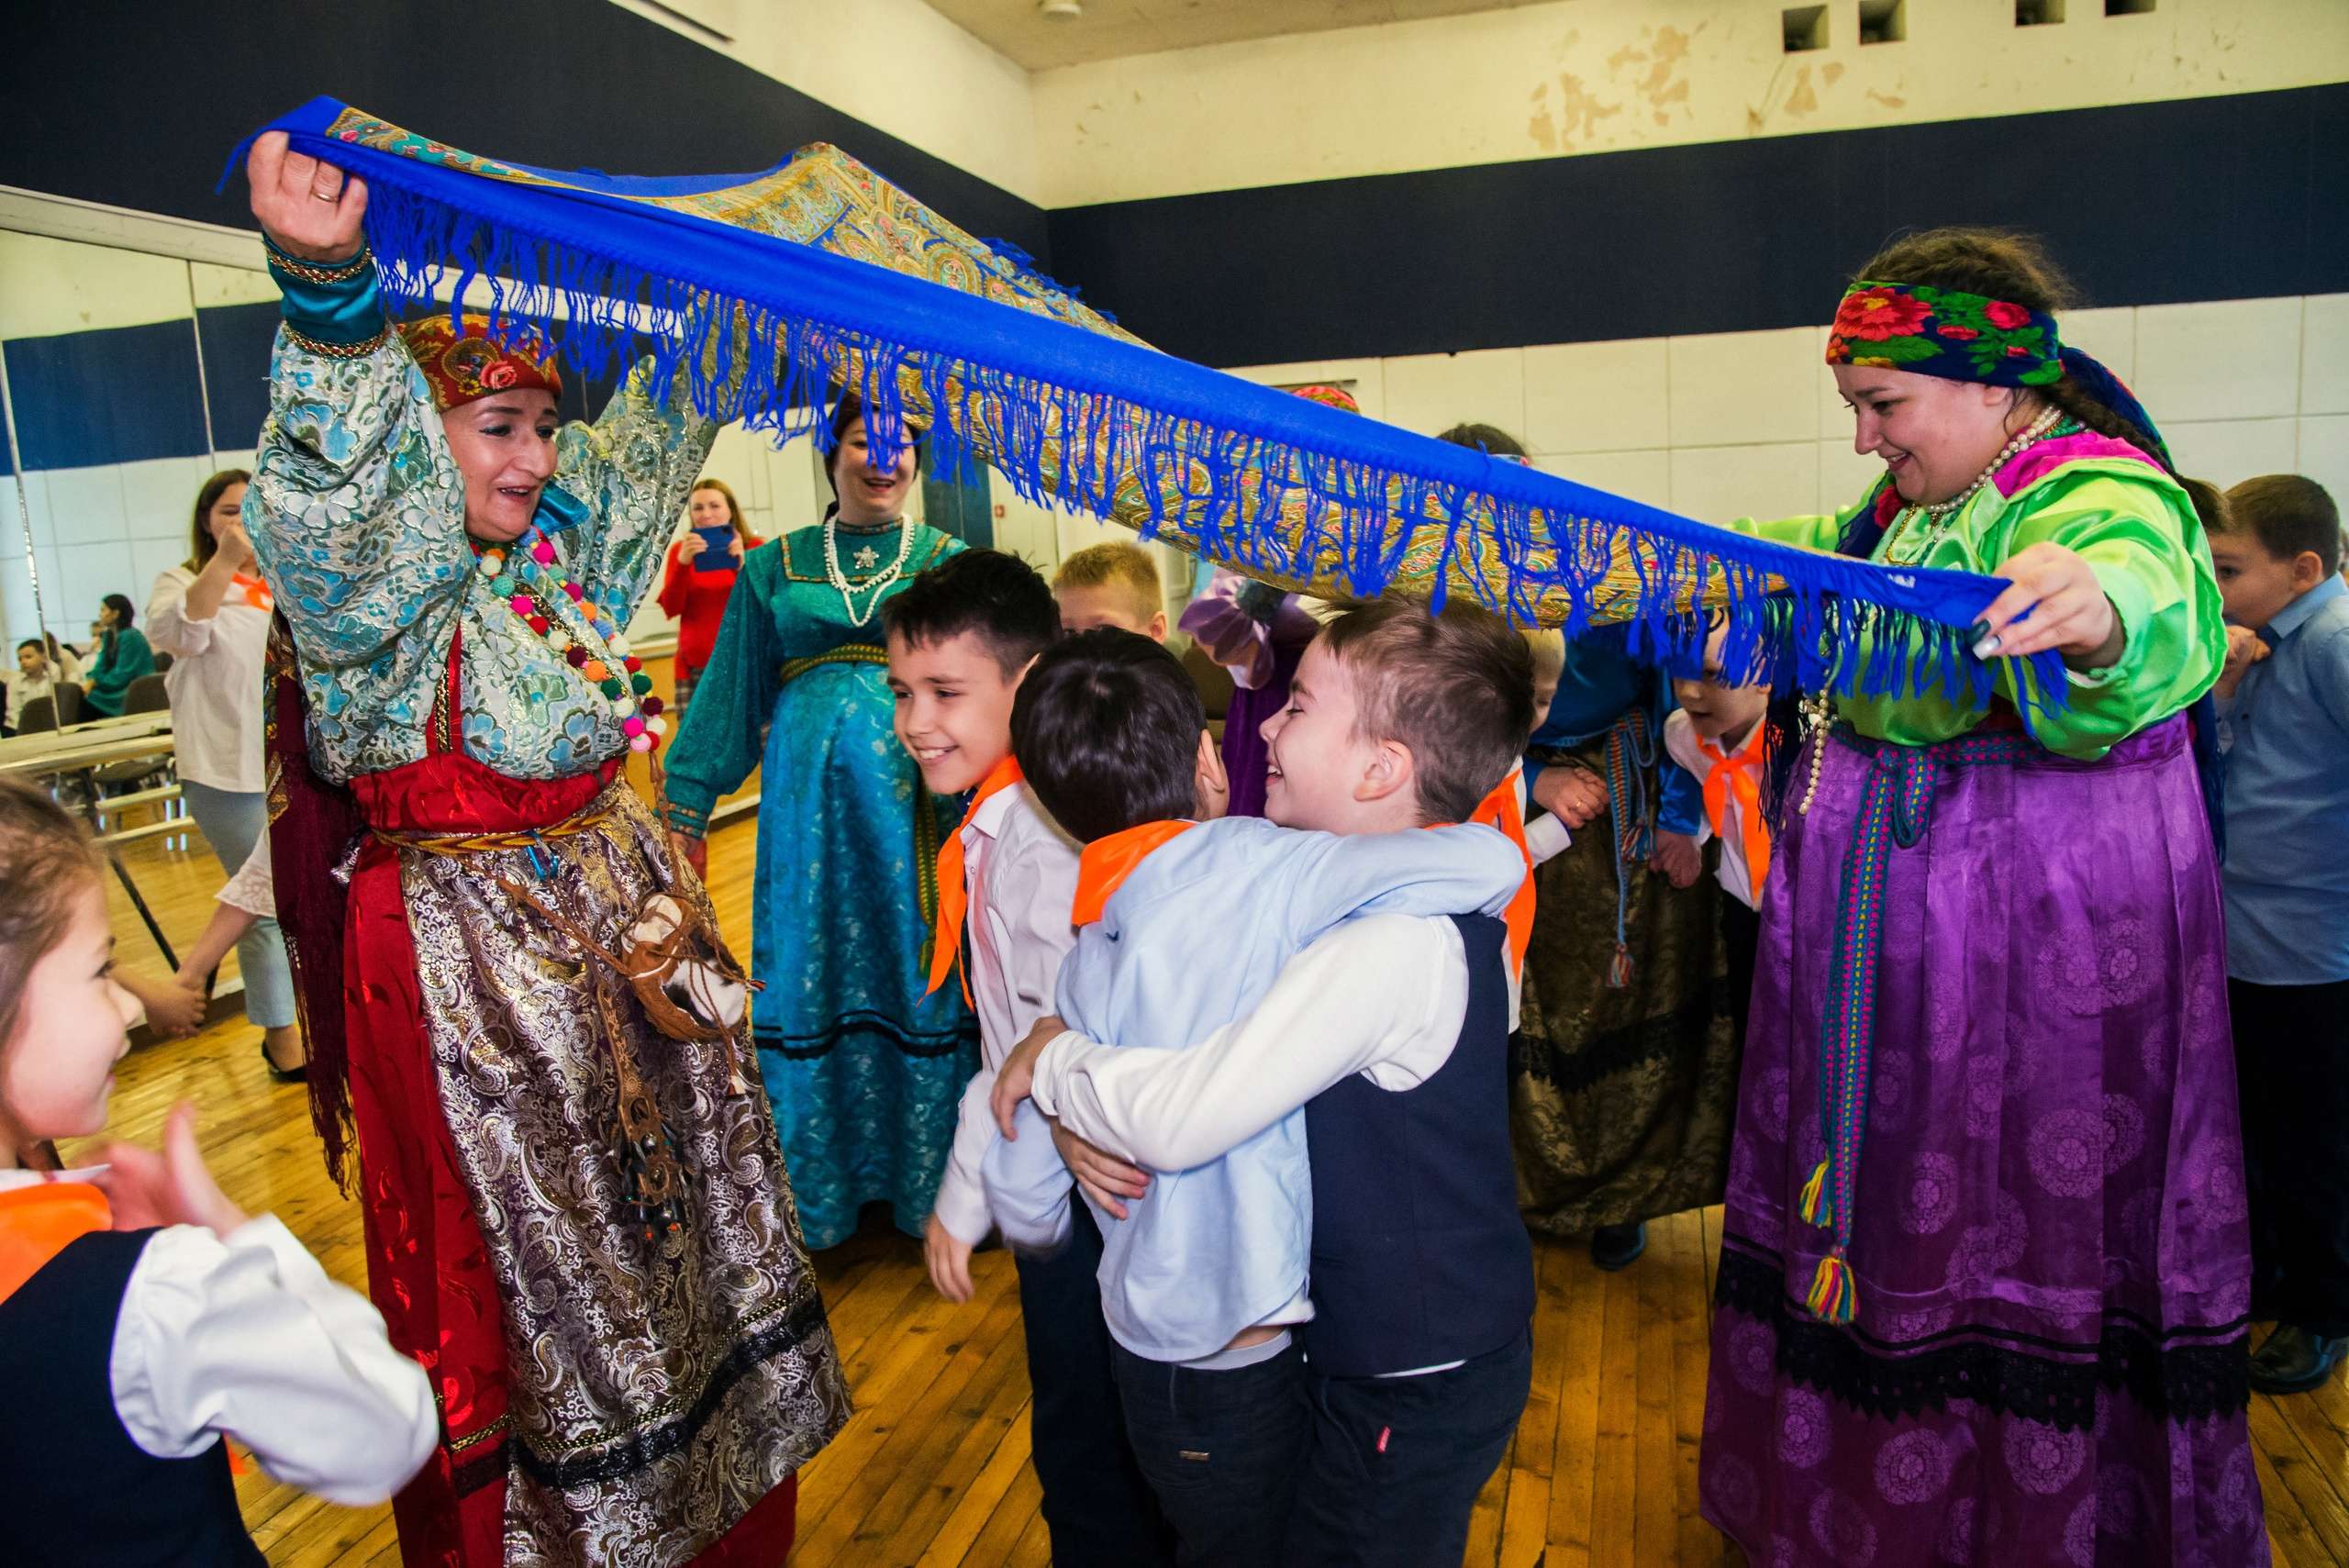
1713 1236 2251 1431
266 242 373 284
283 320 390 359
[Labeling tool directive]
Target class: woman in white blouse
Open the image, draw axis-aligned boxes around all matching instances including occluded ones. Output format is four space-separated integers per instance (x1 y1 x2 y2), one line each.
144 470 301 1077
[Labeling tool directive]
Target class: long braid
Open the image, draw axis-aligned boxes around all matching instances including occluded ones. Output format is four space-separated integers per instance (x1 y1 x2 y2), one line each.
2040 376 2174 476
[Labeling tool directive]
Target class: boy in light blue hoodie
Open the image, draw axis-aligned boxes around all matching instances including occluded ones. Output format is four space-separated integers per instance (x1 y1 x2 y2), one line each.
984 612 1532 1568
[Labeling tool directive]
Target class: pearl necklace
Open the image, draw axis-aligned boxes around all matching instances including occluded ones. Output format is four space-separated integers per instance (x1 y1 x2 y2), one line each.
1881 405 2065 565
477 530 667 754
824 511 916 627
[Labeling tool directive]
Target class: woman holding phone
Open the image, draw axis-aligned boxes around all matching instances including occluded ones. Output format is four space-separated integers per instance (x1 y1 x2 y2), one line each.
655 477 760 719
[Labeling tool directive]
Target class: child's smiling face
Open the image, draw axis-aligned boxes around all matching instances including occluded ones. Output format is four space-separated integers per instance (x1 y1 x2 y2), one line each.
886 626 1025 796
1259 638 1389 833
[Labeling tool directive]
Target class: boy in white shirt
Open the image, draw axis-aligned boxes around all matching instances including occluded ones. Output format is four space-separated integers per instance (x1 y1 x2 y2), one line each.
1661 617 1773 1050
994 597 1540 1568
882 548 1174 1568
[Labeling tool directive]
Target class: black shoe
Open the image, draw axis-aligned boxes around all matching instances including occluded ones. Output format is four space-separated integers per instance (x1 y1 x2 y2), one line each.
2249 1324 2348 1396
261 1042 306 1085
1590 1222 1647 1272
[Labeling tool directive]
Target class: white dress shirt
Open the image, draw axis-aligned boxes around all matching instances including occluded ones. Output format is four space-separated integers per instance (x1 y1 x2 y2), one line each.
146 566 272 793
1029 913 1470 1175
2 1170 436 1506
931 781 1084 1247
1662 711 1762 912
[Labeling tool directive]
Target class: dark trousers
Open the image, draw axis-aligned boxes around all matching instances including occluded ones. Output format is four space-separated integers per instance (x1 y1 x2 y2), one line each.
1281 1329 1533 1568
1721 895 1761 1051
1109 1338 1309 1568
2230 976 2349 1338
1015 1202 1178 1568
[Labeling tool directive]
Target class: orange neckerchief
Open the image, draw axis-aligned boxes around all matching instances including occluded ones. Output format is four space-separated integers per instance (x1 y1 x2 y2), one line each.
1699 721 1771 900
233 572 273 612
0 1180 112 1307
1464 774 1536 975
926 755 1027 1002
1071 821 1198 927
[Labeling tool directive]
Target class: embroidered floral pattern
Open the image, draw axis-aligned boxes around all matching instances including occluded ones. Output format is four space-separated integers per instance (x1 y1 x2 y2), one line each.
1826 280 2065 388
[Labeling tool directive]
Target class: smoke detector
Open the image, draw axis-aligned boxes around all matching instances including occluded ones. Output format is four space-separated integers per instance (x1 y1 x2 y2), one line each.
1038 0 1083 17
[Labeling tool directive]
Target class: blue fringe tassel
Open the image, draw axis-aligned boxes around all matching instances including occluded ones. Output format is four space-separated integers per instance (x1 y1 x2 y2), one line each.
295 127 2072 719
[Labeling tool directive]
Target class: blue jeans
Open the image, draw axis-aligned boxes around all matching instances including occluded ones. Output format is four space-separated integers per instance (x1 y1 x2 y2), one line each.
1014 1202 1176 1568
179 781 295 1029
1281 1329 1533 1567
1111 1338 1308 1568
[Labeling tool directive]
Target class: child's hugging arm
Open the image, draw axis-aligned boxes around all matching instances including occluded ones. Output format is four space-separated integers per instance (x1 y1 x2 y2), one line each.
1274 819 1528 935
981 1099 1081 1256
112 1216 437 1505
1030 912 1467 1173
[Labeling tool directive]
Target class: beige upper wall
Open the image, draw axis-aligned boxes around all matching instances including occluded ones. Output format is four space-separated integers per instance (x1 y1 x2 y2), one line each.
1029 0 2349 207
608 0 1043 202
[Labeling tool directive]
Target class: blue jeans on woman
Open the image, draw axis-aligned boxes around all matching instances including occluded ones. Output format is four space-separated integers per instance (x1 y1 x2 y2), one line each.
179 780 295 1029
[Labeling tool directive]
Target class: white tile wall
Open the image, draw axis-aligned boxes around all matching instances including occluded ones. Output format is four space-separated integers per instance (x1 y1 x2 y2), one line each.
1535 450 1671 512
2296 417 2349 510
2165 418 2302 489
1380 348 1525 439
1231 294 2349 527
1669 328 1819 447
1670 442 1819 528
2059 306 2136 384
2133 297 2304 424
1524 339 1668 455
2302 295 2349 417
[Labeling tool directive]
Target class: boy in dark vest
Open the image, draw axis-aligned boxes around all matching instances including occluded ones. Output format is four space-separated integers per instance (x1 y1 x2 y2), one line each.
994 597 1538 1567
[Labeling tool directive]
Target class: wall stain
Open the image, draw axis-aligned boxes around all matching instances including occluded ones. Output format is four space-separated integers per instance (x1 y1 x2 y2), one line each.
1528 69 1623 151
1866 88 1907 109
1785 64 1818 117
1823 61 1845 86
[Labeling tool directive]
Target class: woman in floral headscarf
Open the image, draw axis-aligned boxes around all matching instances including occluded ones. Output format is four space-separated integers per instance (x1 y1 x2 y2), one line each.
1698 228 2265 1566
240 130 846 1568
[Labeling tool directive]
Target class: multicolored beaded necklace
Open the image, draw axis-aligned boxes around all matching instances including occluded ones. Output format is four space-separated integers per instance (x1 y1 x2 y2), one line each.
474 528 668 752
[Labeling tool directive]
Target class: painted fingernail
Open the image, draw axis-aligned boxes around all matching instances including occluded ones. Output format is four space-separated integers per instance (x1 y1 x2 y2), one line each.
1973 635 2001 660
1966 619 1991 645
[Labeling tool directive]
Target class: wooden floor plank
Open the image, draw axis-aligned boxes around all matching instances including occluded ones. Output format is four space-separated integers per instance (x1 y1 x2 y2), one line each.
52 807 2332 1566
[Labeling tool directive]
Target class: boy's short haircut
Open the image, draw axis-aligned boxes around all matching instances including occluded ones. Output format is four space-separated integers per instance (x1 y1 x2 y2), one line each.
1052 541 1163 614
1011 628 1203 843
2221 474 2342 577
880 547 1060 676
1319 597 1533 825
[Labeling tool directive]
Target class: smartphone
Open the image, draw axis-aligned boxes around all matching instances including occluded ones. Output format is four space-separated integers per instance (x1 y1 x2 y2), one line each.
690 526 737 573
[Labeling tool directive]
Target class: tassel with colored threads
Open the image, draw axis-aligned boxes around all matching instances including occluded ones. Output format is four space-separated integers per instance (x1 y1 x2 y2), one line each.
1807 1249 1858 1324
1606 942 1634 989
1798 1159 1833 1228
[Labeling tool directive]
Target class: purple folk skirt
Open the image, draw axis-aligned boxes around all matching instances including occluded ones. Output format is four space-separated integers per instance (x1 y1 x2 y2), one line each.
1700 714 2267 1567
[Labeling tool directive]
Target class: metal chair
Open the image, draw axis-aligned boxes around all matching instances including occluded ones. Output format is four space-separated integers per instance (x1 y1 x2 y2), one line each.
16 695 57 733
50 682 85 728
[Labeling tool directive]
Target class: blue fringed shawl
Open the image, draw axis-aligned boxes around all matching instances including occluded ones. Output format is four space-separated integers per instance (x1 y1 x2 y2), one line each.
228 97 2070 712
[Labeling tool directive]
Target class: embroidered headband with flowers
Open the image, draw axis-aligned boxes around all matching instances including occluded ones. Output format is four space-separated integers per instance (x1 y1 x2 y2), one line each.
398 312 564 412
1826 280 2064 388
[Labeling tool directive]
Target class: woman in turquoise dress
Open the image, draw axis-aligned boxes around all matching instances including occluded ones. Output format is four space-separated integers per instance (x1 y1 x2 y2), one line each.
664 400 977 1251
81 594 156 716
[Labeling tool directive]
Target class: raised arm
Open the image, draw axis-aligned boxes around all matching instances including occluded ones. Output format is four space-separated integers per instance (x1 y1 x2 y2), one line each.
239 137 469 671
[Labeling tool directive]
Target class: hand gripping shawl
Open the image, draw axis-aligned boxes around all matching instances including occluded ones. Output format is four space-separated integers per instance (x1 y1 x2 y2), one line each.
229 96 2072 715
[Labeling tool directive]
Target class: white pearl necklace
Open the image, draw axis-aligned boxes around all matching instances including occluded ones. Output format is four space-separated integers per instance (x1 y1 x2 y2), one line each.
1884 405 2065 564
824 512 916 626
